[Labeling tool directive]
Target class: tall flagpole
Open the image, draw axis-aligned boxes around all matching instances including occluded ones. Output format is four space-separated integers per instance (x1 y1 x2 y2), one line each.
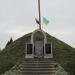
38 0 41 30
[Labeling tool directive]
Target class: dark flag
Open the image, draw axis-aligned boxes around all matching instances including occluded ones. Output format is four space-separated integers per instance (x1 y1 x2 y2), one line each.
35 18 40 25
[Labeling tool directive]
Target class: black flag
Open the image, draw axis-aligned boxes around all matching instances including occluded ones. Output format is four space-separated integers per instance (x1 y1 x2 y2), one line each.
35 18 40 25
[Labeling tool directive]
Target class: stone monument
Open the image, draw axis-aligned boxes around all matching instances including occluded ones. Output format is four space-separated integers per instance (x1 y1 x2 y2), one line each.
25 29 53 58
20 0 57 74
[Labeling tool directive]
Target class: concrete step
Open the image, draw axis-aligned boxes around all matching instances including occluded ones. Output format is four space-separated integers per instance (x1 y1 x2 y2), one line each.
20 63 56 66
18 58 57 75
20 64 56 68
20 68 56 71
19 71 55 74
23 58 55 63
22 62 56 64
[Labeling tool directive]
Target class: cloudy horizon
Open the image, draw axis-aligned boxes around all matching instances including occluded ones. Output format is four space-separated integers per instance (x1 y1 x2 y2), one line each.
0 0 75 49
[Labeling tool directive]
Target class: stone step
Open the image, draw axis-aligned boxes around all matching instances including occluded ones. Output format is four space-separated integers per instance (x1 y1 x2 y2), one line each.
21 61 57 64
20 68 56 71
23 58 55 62
19 71 55 74
18 58 57 75
22 61 55 63
24 58 53 60
20 64 56 68
21 63 56 65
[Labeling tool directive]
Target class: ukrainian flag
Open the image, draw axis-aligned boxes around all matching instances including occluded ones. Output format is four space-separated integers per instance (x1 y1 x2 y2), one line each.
43 17 49 25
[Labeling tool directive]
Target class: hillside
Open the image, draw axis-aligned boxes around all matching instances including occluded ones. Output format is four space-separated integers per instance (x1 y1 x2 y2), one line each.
0 32 75 75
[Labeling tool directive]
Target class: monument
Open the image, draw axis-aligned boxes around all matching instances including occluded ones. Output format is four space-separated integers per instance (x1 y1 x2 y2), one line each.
25 0 53 59
25 29 53 58
19 0 57 75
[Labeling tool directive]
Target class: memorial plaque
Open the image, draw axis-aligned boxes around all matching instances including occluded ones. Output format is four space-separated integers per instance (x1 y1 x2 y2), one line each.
34 41 43 58
45 43 51 54
27 44 32 54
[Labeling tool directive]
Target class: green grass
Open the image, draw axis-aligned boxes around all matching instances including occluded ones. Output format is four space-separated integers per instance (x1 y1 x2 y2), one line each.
0 32 75 75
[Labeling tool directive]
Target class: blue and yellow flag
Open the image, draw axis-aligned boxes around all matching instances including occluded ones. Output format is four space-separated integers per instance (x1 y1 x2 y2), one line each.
43 17 49 25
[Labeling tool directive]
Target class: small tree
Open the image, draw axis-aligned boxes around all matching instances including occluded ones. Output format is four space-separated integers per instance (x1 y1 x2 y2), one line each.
6 37 13 47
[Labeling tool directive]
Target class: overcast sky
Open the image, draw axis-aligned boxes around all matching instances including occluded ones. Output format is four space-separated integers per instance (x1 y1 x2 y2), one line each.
0 0 75 49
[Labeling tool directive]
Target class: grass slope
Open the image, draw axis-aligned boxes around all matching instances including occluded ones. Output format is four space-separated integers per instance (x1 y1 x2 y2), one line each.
0 32 75 75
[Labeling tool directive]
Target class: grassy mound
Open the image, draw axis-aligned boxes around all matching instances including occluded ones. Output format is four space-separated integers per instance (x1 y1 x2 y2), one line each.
0 32 75 75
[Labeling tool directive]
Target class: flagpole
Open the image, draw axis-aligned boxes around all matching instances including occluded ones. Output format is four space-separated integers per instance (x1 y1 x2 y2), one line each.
38 0 41 30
